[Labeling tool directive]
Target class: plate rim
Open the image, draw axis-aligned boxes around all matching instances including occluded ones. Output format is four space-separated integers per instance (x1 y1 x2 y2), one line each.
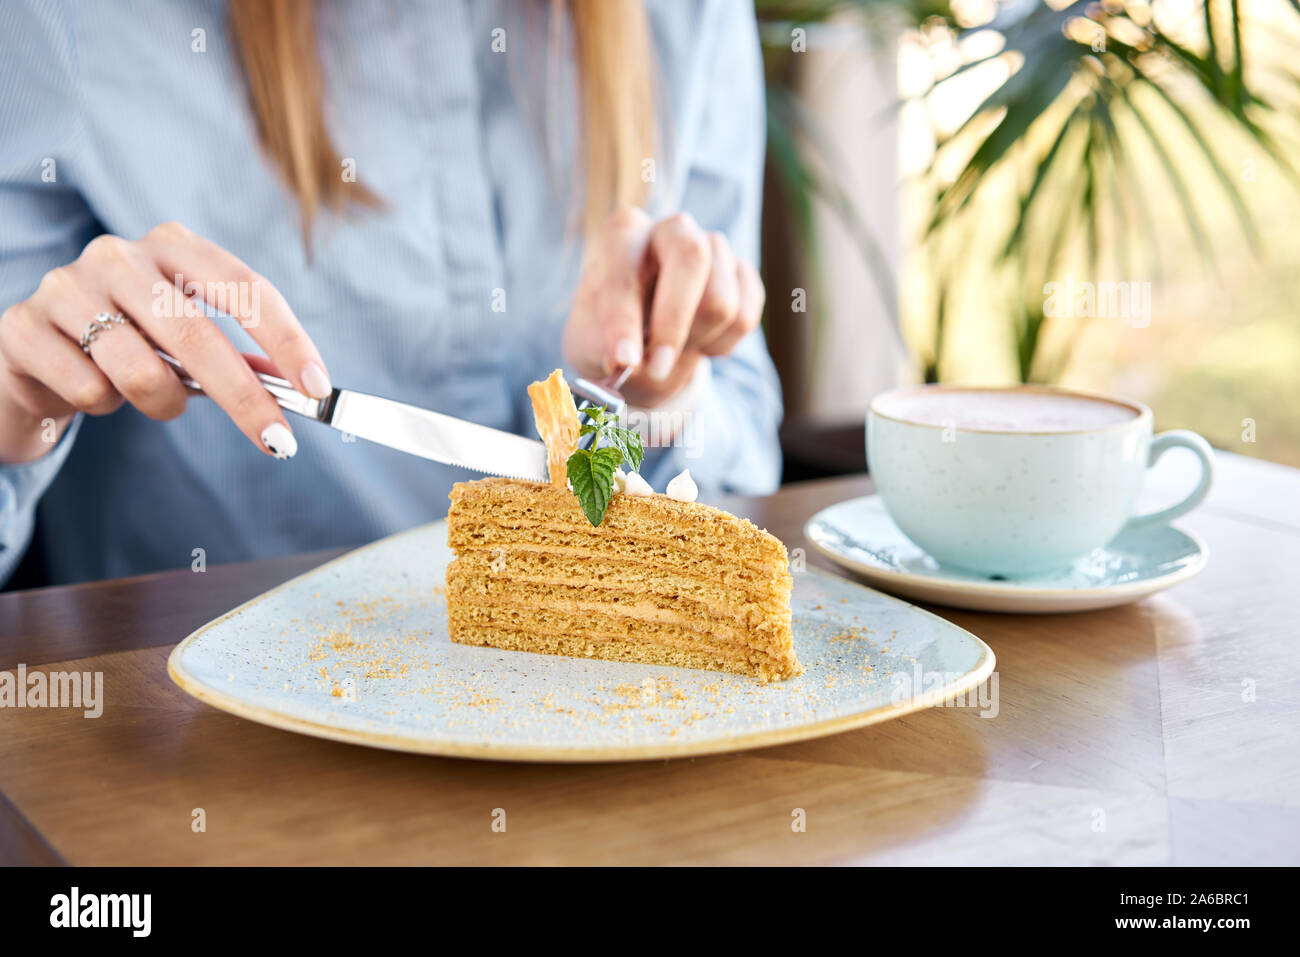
167 521 997 763
804 494 1209 601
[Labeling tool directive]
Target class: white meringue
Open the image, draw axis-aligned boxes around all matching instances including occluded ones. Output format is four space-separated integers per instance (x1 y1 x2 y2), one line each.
622 471 654 496
612 468 627 493
665 468 698 503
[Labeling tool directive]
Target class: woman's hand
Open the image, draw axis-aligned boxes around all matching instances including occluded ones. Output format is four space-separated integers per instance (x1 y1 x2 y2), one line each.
0 222 330 464
562 208 765 408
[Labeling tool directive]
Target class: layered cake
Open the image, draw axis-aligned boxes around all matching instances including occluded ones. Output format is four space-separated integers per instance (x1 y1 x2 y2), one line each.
444 372 799 682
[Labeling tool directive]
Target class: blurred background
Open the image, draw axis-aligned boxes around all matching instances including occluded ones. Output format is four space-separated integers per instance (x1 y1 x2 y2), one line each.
755 0 1300 479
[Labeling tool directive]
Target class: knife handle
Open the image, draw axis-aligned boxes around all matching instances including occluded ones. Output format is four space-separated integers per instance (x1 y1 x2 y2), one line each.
154 350 327 420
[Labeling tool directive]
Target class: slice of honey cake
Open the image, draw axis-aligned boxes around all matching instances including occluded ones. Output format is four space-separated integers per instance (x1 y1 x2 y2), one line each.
444 371 800 682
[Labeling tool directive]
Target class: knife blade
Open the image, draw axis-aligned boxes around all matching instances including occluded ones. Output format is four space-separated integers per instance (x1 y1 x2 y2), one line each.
154 350 550 481
321 389 549 481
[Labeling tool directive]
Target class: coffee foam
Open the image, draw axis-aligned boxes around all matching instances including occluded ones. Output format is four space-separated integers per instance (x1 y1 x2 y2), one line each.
876 389 1139 433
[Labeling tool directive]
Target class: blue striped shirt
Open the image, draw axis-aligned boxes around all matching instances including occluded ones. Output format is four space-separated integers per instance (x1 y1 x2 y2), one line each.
0 0 781 586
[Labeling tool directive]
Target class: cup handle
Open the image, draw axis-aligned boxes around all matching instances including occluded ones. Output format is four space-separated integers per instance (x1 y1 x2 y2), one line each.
1124 430 1215 530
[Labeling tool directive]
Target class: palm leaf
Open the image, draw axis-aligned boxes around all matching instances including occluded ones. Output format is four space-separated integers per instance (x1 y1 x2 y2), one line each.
1126 62 1260 253
1000 106 1086 259
761 0 1300 385
1094 95 1137 282
1113 82 1218 270
927 40 1078 230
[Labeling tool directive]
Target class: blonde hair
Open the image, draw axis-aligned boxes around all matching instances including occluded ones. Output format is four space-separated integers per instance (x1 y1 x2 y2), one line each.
228 0 657 245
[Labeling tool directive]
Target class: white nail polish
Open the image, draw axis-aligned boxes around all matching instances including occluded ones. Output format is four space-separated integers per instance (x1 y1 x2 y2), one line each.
261 423 297 460
647 345 675 382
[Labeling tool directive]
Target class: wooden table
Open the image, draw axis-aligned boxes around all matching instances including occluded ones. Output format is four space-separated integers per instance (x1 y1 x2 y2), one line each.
3 453 1298 865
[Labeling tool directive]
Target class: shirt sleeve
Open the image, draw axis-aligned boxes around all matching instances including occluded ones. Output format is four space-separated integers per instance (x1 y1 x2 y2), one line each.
0 415 82 584
0 1 101 585
641 0 783 496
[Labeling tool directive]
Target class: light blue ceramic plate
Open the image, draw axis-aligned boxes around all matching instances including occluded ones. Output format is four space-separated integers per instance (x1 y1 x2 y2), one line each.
168 521 995 762
806 494 1208 614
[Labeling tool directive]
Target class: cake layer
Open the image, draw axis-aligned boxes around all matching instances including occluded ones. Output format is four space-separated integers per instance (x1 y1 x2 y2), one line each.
449 622 789 682
448 550 790 624
449 479 789 573
447 607 789 676
446 569 792 656
449 541 786 599
450 533 785 592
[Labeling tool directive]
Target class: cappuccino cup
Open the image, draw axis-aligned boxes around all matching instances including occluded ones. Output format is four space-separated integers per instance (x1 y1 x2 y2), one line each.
867 385 1214 577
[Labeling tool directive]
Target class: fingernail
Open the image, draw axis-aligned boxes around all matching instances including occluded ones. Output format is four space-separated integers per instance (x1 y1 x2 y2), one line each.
261 422 297 460
301 362 331 399
614 337 641 368
647 345 676 382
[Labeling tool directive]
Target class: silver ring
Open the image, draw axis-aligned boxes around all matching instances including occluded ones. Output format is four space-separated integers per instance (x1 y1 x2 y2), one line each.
80 312 128 354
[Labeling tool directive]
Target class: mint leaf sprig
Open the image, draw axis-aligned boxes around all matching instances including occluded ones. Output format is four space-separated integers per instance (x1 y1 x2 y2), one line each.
578 405 644 471
566 405 644 527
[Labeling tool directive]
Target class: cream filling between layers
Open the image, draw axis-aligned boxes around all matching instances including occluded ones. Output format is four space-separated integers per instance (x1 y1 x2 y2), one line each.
447 610 793 671
456 573 784 630
446 581 793 658
448 551 790 619
448 512 787 573
449 527 788 581
448 622 792 680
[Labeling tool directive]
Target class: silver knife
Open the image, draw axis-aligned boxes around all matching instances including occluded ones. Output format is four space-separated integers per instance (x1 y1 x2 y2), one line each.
155 351 550 481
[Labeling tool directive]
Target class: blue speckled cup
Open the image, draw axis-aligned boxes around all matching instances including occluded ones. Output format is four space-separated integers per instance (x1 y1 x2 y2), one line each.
867 384 1214 578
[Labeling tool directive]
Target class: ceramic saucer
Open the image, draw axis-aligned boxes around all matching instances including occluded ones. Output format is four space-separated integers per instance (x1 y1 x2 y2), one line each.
804 494 1208 614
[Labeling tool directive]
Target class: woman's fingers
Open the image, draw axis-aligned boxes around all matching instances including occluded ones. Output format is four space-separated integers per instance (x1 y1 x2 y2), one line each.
561 211 764 410
0 293 119 416
93 227 298 456
47 240 190 421
242 352 284 378
687 232 739 351
84 322 189 422
0 343 77 464
141 222 331 399
139 289 294 456
644 213 712 381
0 225 319 461
0 359 77 421
564 207 653 379
57 234 295 455
699 259 765 357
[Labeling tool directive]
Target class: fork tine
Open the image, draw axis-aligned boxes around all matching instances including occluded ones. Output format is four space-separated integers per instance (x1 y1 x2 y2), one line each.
570 376 627 420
